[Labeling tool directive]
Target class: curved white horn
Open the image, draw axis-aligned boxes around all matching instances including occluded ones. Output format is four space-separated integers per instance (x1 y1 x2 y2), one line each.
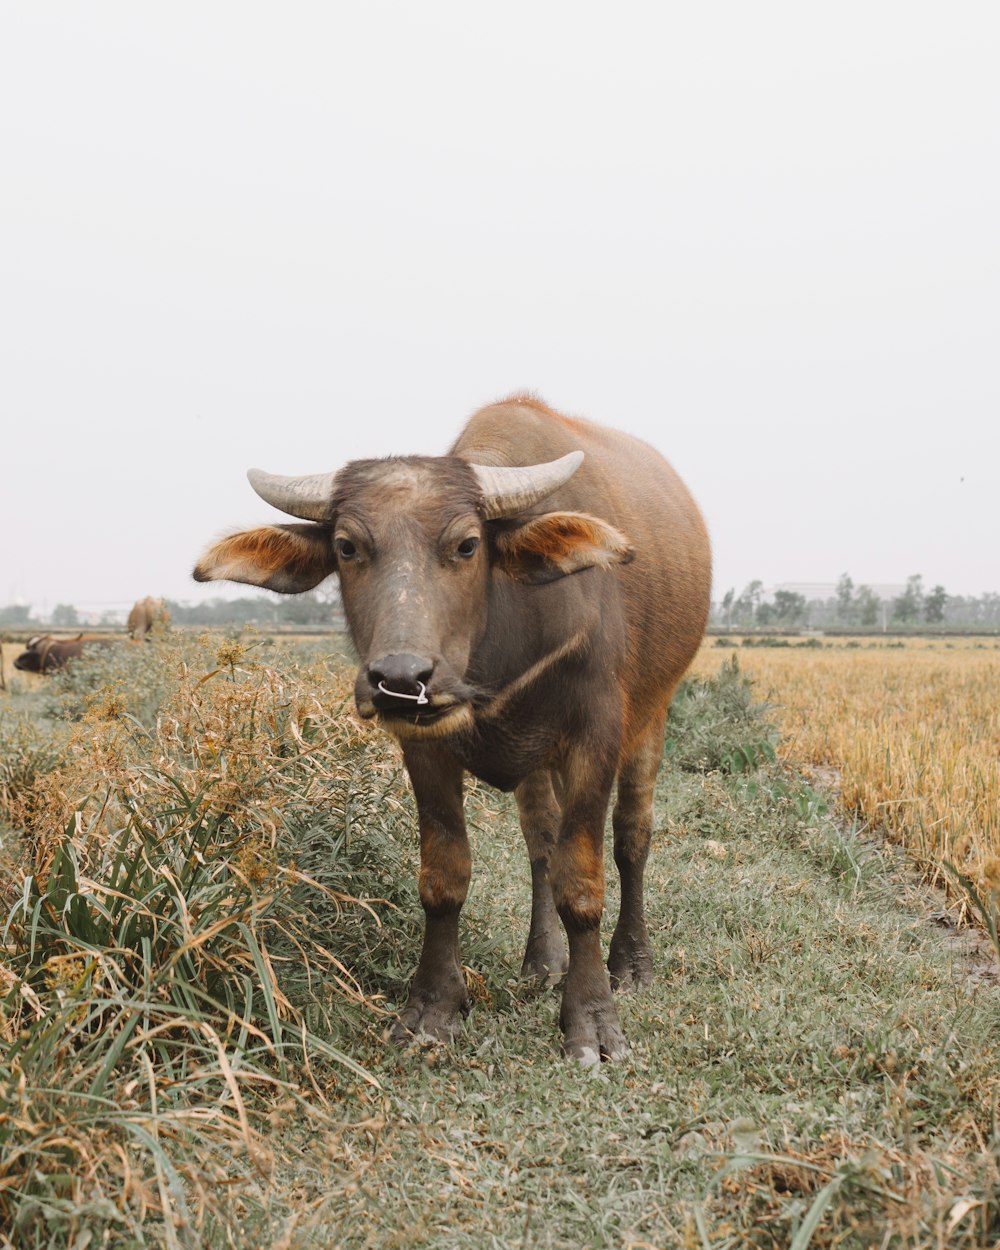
470 451 585 519
247 468 338 522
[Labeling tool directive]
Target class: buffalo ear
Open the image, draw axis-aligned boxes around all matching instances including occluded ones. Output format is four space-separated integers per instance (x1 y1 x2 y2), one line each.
193 524 336 593
492 512 635 584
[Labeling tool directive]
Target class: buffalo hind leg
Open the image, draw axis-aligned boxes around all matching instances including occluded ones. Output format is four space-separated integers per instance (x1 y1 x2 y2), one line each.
549 746 627 1064
514 770 569 986
608 709 667 992
391 744 471 1044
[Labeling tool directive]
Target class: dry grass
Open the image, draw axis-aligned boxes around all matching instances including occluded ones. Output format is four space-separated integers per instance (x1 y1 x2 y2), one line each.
0 632 411 1245
692 638 1000 904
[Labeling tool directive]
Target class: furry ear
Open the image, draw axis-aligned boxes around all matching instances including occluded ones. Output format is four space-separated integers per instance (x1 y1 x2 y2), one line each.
492 512 635 584
193 524 336 593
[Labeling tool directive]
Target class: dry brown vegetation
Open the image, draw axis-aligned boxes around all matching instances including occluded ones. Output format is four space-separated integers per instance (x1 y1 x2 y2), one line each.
0 633 411 1245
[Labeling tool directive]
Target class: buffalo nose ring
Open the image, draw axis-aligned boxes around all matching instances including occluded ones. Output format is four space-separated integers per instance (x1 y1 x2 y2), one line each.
377 680 429 705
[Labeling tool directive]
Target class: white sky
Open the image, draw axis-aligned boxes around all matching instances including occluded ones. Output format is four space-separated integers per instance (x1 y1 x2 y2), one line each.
2 3 998 613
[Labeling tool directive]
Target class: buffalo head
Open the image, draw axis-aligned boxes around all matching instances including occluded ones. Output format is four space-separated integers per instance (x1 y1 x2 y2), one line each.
194 451 633 739
13 636 47 672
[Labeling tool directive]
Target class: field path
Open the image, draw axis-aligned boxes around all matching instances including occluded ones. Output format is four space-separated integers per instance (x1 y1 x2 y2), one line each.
279 754 1000 1249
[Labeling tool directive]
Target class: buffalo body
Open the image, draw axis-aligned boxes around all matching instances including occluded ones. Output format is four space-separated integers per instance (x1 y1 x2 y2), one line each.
194 396 711 1061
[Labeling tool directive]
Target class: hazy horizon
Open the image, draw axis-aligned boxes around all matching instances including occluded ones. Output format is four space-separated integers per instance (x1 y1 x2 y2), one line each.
8 576 998 630
3 5 998 609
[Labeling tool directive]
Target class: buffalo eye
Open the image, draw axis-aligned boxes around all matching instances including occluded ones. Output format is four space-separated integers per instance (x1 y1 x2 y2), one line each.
456 536 480 559
335 538 359 562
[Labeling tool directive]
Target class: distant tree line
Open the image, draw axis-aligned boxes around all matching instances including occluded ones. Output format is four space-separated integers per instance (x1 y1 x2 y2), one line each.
164 586 343 628
713 575 1000 631
4 574 998 634
0 586 344 631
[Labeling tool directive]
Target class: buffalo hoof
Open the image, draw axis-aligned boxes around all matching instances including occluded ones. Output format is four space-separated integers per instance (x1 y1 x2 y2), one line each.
608 928 654 993
520 931 569 988
560 995 629 1065
389 987 469 1046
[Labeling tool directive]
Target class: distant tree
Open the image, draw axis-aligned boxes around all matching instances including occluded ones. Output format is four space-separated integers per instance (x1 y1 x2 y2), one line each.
223 597 277 625
165 596 279 626
51 603 80 627
276 589 336 625
720 588 735 629
924 585 947 624
836 573 854 624
981 592 1000 626
892 574 924 624
772 589 807 626
854 585 880 628
0 604 32 625
734 580 764 626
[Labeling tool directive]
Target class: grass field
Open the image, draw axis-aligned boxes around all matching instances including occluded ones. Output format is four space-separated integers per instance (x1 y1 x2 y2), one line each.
1 633 998 1248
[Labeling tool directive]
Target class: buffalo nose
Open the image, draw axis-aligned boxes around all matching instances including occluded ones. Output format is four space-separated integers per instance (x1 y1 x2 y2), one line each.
367 653 435 703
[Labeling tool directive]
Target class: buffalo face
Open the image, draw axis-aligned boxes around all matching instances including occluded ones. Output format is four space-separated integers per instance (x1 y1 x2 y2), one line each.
13 647 43 672
334 459 487 738
193 450 633 741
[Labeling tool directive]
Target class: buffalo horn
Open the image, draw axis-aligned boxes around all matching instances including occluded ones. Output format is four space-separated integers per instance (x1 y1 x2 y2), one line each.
246 468 338 521
471 451 584 519
246 451 584 522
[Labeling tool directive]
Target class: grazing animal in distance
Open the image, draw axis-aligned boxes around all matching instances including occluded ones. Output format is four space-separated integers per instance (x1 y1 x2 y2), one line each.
193 395 711 1063
13 634 118 674
127 596 170 639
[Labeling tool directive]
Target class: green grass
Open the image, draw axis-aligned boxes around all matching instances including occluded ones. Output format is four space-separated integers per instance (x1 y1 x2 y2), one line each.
278 763 1000 1249
1 648 999 1248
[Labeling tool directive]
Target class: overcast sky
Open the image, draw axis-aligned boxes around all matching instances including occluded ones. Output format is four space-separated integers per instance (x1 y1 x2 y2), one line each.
2 3 997 614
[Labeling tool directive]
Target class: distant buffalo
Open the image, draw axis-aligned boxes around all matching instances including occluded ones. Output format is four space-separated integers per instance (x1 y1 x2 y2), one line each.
13 634 119 674
127 597 170 639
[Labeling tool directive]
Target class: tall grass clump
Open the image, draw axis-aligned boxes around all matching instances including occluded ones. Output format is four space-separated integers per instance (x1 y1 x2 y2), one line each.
665 654 778 774
0 633 412 1247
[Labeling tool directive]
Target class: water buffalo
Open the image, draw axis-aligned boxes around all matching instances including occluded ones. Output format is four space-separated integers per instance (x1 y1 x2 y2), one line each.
14 634 118 673
194 395 711 1062
127 596 170 639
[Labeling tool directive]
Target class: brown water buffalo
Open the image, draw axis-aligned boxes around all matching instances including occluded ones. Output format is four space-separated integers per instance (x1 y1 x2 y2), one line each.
127 596 170 639
14 634 118 673
194 395 711 1062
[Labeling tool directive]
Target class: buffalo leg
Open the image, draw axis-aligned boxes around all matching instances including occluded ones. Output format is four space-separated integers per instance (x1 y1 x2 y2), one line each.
391 744 471 1043
608 709 667 991
549 747 627 1064
514 770 568 985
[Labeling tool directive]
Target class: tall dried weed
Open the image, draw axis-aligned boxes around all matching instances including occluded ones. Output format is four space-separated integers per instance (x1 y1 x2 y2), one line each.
0 633 409 1246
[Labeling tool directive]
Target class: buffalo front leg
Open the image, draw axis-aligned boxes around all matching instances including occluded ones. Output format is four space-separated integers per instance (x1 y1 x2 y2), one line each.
391 744 471 1044
608 709 667 991
514 770 569 986
549 750 627 1064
